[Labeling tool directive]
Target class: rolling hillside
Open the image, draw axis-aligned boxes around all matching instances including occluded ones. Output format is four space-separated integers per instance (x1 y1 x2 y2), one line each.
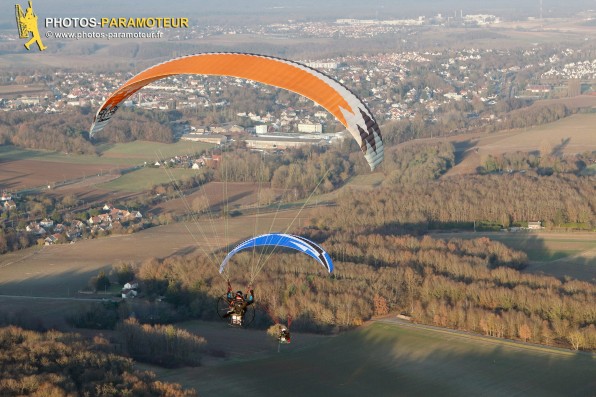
149 320 596 397
446 112 596 176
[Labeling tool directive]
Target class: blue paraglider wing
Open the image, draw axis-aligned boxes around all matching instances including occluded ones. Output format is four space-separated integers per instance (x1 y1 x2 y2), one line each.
219 233 333 274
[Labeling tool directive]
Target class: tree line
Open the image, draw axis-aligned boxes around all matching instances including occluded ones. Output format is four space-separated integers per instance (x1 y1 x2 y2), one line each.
147 145 356 206
379 102 582 147
0 107 175 154
0 325 197 396
117 318 206 368
319 173 595 231
480 150 596 176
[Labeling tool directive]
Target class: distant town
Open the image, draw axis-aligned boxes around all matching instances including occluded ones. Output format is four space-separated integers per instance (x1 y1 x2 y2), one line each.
2 14 595 148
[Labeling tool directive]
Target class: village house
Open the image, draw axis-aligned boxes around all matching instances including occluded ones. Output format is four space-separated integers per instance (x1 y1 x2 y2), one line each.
195 154 222 168
44 233 62 245
121 281 139 299
90 224 111 233
66 228 82 240
26 222 47 236
71 220 86 229
88 213 111 225
39 218 54 229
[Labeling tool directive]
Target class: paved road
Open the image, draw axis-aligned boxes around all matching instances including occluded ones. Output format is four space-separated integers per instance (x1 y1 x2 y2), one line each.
0 294 107 302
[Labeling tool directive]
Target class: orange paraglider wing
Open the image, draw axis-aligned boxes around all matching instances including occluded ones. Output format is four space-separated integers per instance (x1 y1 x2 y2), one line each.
90 53 383 170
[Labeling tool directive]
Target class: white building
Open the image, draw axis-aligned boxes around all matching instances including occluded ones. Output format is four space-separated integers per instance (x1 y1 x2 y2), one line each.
527 221 543 230
255 125 268 135
298 123 322 133
306 61 338 70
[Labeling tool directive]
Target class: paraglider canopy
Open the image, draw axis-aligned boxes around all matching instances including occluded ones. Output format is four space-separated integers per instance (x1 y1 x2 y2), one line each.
89 52 383 170
219 233 334 275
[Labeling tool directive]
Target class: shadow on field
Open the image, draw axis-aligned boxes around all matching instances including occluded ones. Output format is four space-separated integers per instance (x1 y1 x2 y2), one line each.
551 137 571 157
166 245 199 257
0 148 46 163
452 139 477 166
205 190 255 212
0 173 33 190
188 322 596 397
0 267 111 297
0 268 114 331
350 323 596 397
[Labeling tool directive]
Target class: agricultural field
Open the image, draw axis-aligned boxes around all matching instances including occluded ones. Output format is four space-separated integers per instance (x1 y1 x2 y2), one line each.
0 145 132 191
430 231 596 282
0 207 319 297
445 111 596 176
96 167 201 192
98 140 213 160
0 84 50 97
146 320 596 397
149 180 311 218
0 140 213 192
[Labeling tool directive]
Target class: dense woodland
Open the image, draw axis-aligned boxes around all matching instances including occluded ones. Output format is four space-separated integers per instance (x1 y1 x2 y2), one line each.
0 107 174 154
144 144 355 206
117 318 206 368
321 173 595 231
121 230 595 351
382 141 455 184
0 326 196 396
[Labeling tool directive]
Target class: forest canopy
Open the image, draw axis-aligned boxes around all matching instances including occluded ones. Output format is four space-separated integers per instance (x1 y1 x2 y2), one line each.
0 326 197 396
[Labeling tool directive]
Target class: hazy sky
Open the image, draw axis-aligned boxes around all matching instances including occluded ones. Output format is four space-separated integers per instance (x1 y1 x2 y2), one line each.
3 0 594 27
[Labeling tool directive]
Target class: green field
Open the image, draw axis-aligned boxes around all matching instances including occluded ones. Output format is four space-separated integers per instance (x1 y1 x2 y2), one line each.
99 140 214 159
0 140 214 167
97 167 203 192
581 163 596 176
0 145 133 166
149 321 596 397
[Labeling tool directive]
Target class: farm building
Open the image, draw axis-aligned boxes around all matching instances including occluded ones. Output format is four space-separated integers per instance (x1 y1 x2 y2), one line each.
527 221 543 230
244 136 327 150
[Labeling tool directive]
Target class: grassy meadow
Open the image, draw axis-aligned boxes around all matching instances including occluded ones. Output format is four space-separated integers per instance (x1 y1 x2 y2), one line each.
0 140 213 192
0 141 213 165
149 321 596 397
0 145 126 165
99 140 214 160
97 167 203 192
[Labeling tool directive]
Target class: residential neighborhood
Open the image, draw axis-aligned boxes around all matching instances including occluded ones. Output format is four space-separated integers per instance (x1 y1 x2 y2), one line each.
2 15 594 140
2 197 144 245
